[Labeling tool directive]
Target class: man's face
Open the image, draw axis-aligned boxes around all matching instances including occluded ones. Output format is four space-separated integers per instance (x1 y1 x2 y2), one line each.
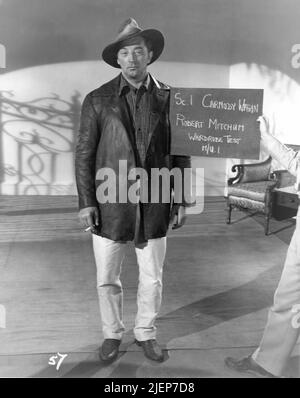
117 38 153 82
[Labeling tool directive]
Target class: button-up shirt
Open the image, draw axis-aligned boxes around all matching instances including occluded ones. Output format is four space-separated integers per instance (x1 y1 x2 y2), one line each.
118 73 154 243
119 73 152 167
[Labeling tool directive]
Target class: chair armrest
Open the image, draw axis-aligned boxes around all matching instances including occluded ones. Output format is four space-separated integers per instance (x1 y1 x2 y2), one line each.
270 169 297 188
227 164 244 185
270 169 287 180
227 156 272 185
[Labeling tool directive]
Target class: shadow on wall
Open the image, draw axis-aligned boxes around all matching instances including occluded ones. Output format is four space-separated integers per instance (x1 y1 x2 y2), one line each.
0 90 81 195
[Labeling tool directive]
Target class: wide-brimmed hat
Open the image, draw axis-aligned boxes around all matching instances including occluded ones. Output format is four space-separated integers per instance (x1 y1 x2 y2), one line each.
102 18 165 68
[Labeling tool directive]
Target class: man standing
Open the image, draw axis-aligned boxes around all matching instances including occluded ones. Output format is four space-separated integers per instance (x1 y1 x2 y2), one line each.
75 18 191 364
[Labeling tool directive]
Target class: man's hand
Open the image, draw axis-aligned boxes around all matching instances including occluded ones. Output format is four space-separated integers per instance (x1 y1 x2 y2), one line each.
78 206 100 230
170 205 187 230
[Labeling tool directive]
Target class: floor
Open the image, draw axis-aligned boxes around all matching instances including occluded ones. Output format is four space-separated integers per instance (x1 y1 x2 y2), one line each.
0 196 299 378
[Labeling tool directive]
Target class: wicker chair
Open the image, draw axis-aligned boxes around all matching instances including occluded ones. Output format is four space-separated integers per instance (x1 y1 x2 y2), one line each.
226 156 280 235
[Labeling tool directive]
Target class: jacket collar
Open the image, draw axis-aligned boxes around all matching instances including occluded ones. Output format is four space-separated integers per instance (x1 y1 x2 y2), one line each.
151 74 169 90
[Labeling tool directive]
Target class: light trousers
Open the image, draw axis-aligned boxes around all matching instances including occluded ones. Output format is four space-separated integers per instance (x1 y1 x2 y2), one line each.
92 234 166 341
252 209 300 377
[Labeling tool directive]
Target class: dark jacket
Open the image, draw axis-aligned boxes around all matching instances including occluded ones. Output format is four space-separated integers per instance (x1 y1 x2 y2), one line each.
75 73 191 241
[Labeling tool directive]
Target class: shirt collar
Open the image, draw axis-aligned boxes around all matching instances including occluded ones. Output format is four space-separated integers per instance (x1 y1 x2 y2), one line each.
119 73 151 96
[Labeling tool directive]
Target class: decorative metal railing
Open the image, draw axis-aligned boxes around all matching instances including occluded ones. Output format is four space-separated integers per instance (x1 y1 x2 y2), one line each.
0 91 81 194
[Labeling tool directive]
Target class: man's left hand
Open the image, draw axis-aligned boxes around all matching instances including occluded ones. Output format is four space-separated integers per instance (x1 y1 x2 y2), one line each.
170 205 187 230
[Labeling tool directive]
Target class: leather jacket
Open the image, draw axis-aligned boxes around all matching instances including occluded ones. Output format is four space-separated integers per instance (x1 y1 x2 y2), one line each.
75 73 191 241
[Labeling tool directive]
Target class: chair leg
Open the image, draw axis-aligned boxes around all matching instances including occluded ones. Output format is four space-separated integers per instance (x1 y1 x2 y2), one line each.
264 214 270 235
227 203 232 224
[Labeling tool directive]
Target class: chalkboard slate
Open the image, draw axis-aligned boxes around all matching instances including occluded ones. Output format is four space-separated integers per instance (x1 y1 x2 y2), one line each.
170 88 263 159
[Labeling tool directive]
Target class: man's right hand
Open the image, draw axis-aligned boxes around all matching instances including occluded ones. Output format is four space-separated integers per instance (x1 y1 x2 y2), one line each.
78 206 100 229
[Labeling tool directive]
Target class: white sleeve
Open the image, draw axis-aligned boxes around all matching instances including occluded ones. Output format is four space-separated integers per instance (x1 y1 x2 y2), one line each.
261 132 300 177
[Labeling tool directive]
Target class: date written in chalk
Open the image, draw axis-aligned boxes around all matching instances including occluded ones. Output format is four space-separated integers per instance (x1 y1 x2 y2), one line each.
104 382 195 395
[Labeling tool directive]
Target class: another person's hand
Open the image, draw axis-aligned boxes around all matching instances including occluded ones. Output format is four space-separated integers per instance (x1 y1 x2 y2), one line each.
170 205 187 230
257 115 269 135
257 115 276 138
78 206 100 231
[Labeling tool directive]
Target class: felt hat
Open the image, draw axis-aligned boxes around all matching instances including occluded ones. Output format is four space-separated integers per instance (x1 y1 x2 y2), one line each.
102 18 164 68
